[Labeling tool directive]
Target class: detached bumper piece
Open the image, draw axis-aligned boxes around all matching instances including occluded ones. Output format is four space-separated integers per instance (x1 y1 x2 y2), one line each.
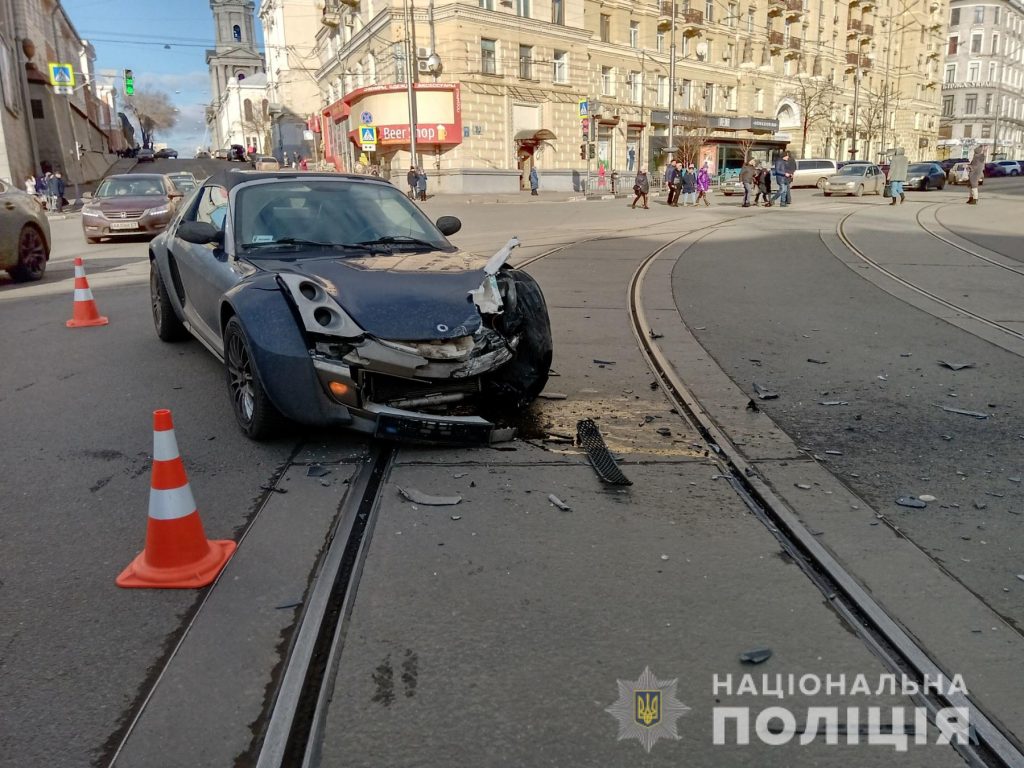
576 418 632 486
370 404 495 444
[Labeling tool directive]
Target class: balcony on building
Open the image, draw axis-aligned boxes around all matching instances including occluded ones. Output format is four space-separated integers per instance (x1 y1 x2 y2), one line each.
848 0 860 7
769 30 785 53
845 51 871 71
861 23 874 39
786 38 802 56
861 0 875 10
680 9 704 35
658 0 674 30
846 18 862 37
785 0 803 21
767 0 786 18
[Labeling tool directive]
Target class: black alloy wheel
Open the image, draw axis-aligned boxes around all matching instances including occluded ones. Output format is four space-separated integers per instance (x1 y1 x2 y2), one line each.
10 224 47 282
150 262 189 341
223 316 283 439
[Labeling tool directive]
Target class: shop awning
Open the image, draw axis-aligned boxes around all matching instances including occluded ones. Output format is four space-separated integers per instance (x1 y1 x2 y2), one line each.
514 129 558 142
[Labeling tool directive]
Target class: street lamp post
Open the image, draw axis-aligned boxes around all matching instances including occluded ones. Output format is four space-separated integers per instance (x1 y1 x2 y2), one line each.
403 0 419 169
851 65 861 158
667 0 677 164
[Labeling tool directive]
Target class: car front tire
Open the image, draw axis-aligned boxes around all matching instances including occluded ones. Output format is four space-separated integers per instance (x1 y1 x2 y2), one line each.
150 261 189 342
10 224 48 282
223 316 284 440
855 185 864 197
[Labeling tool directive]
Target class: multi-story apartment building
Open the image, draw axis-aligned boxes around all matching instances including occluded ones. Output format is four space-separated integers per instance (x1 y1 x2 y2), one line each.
312 0 946 192
259 0 325 159
1 0 118 184
939 0 1024 159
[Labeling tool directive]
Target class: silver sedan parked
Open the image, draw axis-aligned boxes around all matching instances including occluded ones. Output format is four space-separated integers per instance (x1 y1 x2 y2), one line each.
0 179 51 282
822 163 885 197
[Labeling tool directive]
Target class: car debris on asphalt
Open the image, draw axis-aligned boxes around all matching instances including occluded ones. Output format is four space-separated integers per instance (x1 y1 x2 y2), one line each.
819 400 849 406
547 494 572 511
752 382 779 400
576 418 632 486
936 405 991 419
739 647 773 664
896 496 928 509
306 465 331 478
537 392 568 400
938 361 976 371
397 487 463 506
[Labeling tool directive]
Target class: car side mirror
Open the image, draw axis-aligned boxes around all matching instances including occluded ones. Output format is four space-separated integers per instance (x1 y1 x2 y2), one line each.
169 191 183 199
435 216 462 236
178 220 224 247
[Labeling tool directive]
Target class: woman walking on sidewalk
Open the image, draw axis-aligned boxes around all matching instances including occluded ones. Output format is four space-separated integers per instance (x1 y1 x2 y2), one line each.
967 145 985 205
696 162 712 206
631 168 650 209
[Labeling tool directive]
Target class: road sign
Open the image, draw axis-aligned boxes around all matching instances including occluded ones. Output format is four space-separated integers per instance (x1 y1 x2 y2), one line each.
358 125 377 145
52 85 73 96
361 144 376 153
578 99 588 117
48 62 75 88
360 111 373 124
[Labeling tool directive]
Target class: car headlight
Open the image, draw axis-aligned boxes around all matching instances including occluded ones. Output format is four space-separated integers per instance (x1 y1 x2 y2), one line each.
82 207 102 217
845 182 855 187
147 205 171 216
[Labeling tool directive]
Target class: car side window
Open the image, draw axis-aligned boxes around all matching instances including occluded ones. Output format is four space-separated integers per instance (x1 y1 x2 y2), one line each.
193 185 229 230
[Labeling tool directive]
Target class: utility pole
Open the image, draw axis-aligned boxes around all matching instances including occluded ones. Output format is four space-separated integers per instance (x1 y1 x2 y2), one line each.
879 18 893 160
667 0 677 166
992 58 1004 160
851 63 861 159
403 0 419 169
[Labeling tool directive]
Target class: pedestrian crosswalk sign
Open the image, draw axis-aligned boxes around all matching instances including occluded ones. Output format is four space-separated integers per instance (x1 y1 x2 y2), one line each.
359 125 376 145
48 63 75 88
579 99 589 117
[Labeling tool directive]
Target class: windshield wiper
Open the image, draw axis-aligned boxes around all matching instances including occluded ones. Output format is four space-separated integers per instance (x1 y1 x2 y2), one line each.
354 235 443 250
241 238 375 253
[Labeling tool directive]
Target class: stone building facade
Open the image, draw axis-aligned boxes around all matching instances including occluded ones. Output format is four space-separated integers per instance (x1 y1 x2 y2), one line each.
311 0 947 192
939 0 1024 159
206 0 267 150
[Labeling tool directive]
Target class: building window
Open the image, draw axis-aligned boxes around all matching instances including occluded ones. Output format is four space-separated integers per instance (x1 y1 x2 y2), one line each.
950 7 960 25
944 64 956 82
973 5 984 23
755 87 764 112
948 36 958 55
233 24 242 42
681 79 691 108
705 0 714 22
600 14 610 42
747 9 754 33
519 45 533 79
971 33 982 53
479 0 494 8
628 71 642 102
968 61 979 80
704 82 714 111
514 0 530 18
963 123 973 137
243 99 254 121
31 98 44 119
656 31 665 52
994 7 1000 24
981 122 991 138
965 93 977 113
726 42 734 63
601 65 614 95
988 61 997 81
723 85 736 110
914 112 921 129
481 38 496 74
942 95 954 116
728 3 737 27
992 34 999 55
984 92 992 113
551 0 563 23
630 21 639 48
657 75 669 106
553 49 568 83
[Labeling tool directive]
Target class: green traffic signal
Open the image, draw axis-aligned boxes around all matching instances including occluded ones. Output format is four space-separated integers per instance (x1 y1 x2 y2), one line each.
124 69 134 96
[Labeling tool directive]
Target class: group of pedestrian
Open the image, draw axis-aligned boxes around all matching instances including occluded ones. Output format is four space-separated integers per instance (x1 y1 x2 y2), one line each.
732 151 794 208
406 166 428 200
25 171 66 212
651 159 714 209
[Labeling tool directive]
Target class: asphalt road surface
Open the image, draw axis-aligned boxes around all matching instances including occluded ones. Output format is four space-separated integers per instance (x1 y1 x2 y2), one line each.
1 177 1021 767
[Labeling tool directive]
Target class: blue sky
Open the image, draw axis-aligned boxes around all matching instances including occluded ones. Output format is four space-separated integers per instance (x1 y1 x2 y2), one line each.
64 0 265 152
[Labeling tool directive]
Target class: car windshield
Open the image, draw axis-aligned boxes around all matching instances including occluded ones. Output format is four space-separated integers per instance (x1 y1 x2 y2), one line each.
234 179 452 254
95 177 166 197
908 164 932 174
837 166 868 176
174 180 197 192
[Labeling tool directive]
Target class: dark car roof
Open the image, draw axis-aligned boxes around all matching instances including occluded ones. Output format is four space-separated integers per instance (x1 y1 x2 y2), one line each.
104 173 167 182
202 169 391 192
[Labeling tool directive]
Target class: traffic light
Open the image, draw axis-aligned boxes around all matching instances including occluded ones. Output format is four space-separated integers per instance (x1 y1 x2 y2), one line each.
588 143 595 160
124 69 134 96
580 143 586 160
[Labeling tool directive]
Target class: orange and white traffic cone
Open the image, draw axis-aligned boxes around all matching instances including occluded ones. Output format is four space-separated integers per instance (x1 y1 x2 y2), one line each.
66 257 109 328
116 409 236 589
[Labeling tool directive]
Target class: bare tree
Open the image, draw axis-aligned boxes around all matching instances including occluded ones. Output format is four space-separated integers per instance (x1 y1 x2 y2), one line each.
782 75 837 158
125 90 178 148
737 136 756 163
858 88 886 160
673 107 712 167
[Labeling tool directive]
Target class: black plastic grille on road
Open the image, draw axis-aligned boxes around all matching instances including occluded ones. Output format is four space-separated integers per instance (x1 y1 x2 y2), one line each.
576 418 632 486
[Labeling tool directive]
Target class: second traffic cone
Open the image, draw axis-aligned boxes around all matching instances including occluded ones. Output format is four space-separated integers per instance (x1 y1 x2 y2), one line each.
66 256 108 328
116 409 236 589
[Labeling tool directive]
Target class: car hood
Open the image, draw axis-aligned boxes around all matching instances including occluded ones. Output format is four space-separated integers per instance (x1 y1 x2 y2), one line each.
90 195 168 211
828 174 863 182
277 250 493 341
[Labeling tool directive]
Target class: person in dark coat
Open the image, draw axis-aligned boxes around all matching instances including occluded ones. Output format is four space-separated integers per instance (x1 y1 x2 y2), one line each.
416 167 427 200
407 167 418 199
967 145 985 204
46 172 65 212
755 163 772 205
739 159 757 207
665 161 680 206
680 164 697 206
768 151 792 207
529 166 539 195
631 168 650 209
783 152 797 205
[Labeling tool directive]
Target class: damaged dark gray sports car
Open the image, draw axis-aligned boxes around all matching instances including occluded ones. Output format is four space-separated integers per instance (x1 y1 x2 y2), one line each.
148 170 552 442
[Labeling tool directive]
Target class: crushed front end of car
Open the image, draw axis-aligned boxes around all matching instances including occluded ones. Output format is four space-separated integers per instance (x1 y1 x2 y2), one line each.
277 238 552 444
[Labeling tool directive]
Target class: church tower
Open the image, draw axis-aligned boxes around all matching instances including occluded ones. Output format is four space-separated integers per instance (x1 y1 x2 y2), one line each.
206 0 264 108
